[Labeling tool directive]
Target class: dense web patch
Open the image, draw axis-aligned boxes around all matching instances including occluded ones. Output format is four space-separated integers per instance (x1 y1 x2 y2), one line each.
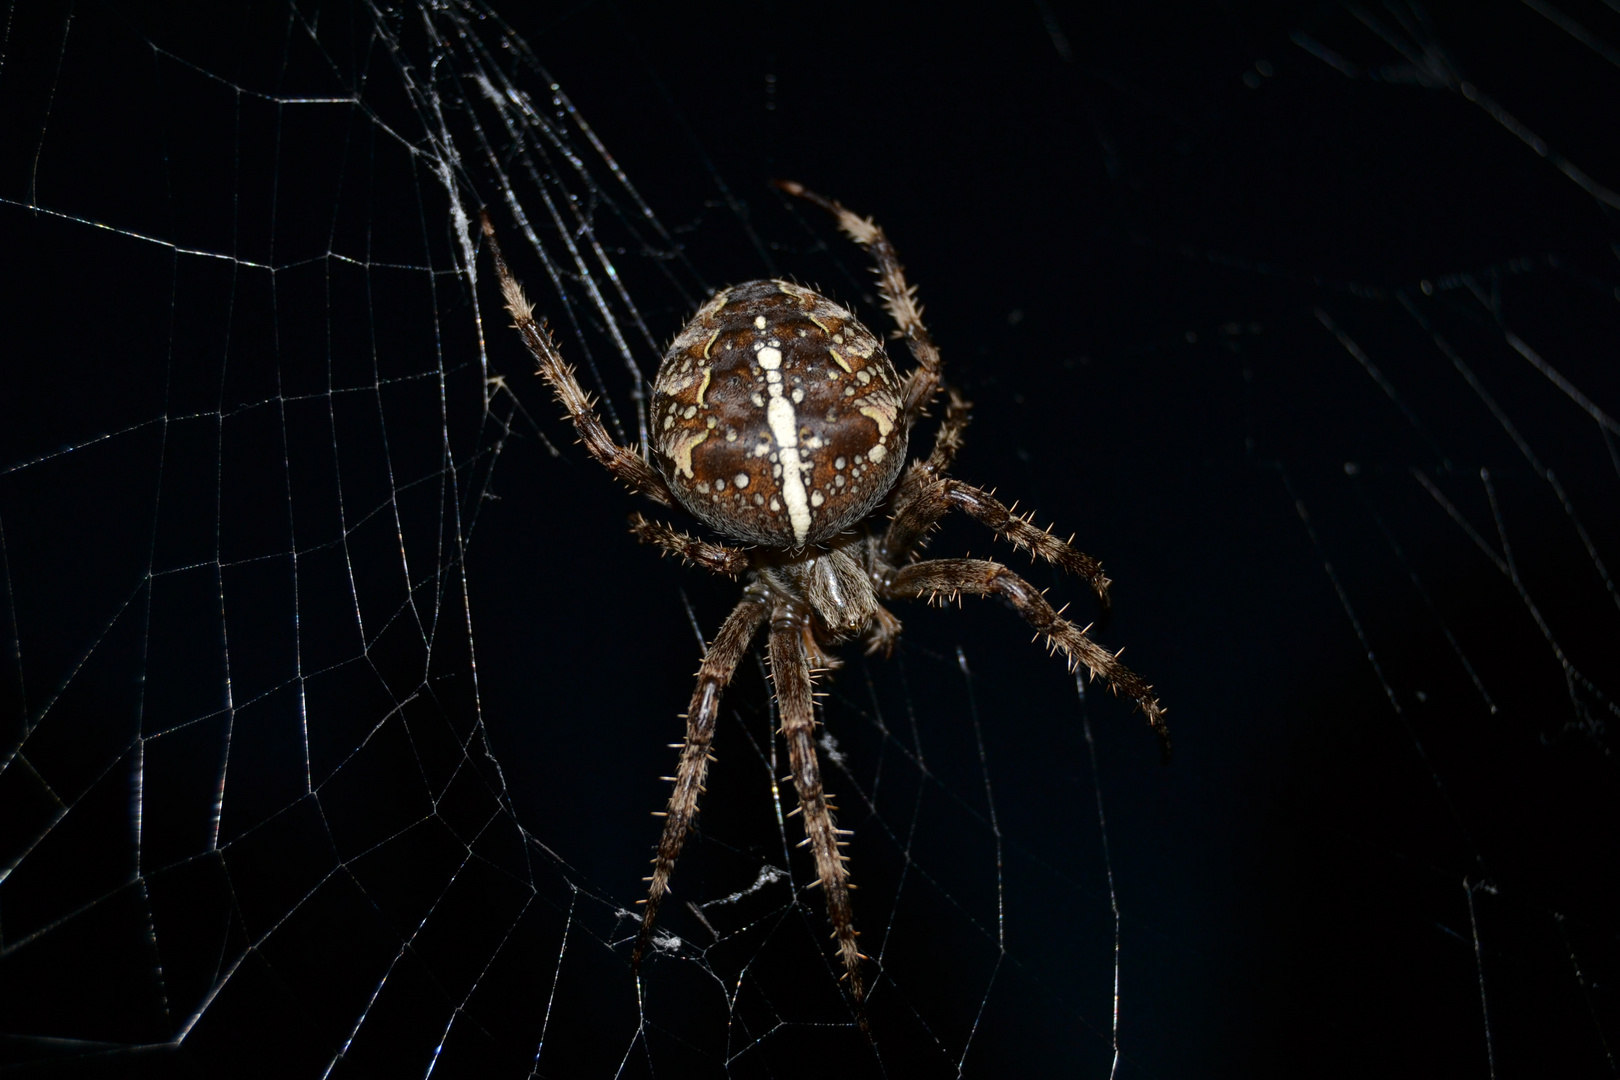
2 2 1618 1077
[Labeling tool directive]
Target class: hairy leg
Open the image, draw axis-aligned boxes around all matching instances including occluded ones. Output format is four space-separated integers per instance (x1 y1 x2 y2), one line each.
773 180 942 427
887 558 1168 756
882 479 1113 612
861 602 904 658
768 609 867 1016
481 210 673 505
634 587 771 969
629 513 751 578
923 387 972 477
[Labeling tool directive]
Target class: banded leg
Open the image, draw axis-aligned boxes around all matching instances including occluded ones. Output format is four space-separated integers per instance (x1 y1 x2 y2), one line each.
773 180 943 425
768 611 867 1014
883 479 1112 612
481 210 673 506
629 513 751 578
923 387 972 477
873 388 974 564
887 559 1169 757
634 588 771 969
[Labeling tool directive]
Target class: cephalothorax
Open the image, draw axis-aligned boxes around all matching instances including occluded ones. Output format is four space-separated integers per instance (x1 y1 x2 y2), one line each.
481 182 1167 1024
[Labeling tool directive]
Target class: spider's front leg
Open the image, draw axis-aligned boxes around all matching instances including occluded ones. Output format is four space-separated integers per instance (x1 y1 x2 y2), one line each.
634 587 770 970
922 387 972 478
886 558 1169 756
480 210 674 506
767 607 868 1017
773 180 943 428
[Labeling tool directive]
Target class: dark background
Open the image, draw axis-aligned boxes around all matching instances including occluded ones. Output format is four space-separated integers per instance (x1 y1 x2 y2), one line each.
2 1 1618 1076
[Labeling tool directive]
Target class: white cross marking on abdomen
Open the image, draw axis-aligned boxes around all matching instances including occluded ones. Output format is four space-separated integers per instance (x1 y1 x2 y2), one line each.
755 343 812 543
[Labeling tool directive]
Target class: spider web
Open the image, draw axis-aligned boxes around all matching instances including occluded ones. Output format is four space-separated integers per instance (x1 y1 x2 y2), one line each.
1 1 1617 1076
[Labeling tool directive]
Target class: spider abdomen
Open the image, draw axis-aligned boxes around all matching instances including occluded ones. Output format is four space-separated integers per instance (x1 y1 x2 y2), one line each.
651 279 907 548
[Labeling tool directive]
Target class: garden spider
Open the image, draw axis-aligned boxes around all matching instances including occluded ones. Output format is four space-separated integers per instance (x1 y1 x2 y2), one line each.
480 181 1167 1022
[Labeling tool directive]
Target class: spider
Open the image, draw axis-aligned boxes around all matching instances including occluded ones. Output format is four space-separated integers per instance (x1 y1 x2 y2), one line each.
479 181 1167 1021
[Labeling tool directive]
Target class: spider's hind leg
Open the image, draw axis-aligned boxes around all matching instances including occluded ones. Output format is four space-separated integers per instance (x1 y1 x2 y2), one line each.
635 588 771 970
768 609 869 1023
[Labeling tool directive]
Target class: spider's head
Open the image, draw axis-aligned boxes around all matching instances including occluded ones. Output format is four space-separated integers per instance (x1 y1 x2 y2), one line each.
649 279 908 551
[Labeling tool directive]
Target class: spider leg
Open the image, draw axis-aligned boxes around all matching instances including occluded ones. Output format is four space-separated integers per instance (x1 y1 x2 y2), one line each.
773 180 943 429
768 608 868 1018
886 558 1169 757
481 210 675 506
634 586 771 971
629 513 751 578
870 387 973 565
882 479 1112 614
923 386 972 478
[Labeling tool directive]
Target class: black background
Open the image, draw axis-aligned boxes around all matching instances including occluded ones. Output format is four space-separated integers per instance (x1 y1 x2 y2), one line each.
2 1 1618 1076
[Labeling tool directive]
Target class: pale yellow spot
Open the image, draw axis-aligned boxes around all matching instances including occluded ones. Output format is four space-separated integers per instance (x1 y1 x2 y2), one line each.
668 428 709 478
702 329 720 359
807 313 831 334
859 398 897 438
695 367 712 406
827 346 853 373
